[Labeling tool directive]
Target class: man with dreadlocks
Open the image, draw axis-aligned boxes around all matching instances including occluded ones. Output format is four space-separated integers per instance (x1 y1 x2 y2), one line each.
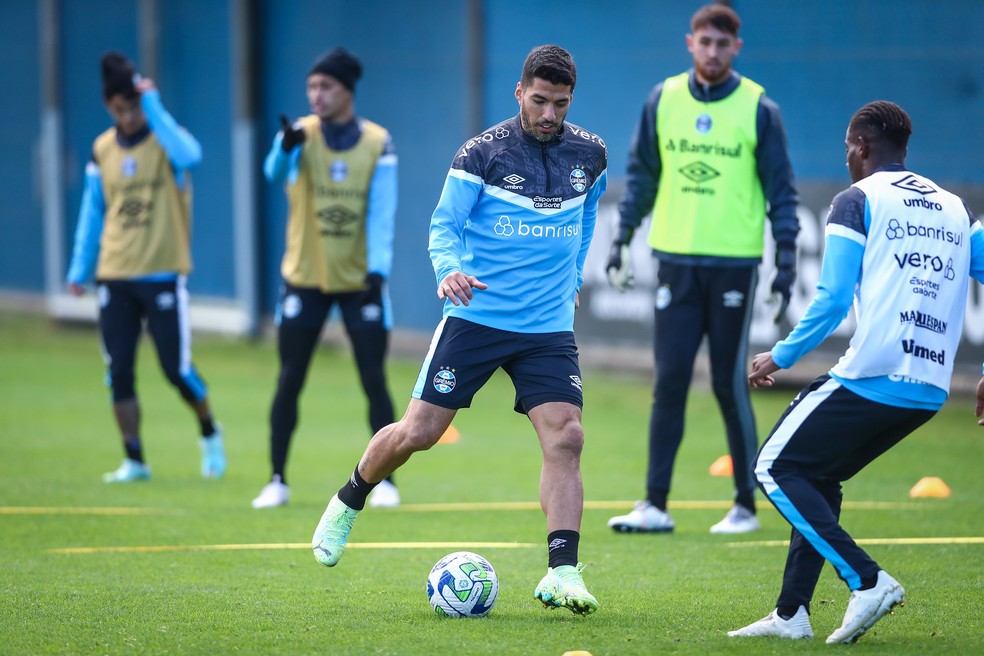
728 100 984 643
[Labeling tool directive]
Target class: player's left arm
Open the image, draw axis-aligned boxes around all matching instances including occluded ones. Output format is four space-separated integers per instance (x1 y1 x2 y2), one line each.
756 96 799 248
965 202 984 284
756 96 799 320
576 165 608 291
140 85 202 173
365 135 398 280
964 205 984 426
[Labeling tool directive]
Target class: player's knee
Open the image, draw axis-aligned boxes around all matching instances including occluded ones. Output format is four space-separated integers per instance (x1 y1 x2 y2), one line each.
548 420 584 457
109 371 136 402
397 421 443 452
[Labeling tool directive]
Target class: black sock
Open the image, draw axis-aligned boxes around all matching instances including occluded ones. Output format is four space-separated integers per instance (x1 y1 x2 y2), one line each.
646 489 668 512
547 530 580 568
336 467 377 511
124 438 144 463
735 492 756 513
199 416 216 437
777 605 804 620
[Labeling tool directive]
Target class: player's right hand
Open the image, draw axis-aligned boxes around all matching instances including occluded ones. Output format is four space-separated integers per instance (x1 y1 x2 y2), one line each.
438 272 488 307
606 241 633 292
279 114 306 152
748 352 780 388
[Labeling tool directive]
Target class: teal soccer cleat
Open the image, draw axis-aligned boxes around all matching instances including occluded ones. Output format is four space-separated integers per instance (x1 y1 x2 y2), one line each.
312 495 360 567
103 458 151 483
200 427 226 479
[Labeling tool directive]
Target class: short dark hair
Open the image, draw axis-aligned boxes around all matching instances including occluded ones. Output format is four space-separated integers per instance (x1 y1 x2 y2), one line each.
849 100 912 150
691 3 741 36
520 45 576 92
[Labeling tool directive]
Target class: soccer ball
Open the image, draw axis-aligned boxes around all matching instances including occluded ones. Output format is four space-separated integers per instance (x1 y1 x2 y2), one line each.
426 551 499 618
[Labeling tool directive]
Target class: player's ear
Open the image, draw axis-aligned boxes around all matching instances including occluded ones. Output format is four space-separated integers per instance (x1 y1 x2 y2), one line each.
515 82 523 104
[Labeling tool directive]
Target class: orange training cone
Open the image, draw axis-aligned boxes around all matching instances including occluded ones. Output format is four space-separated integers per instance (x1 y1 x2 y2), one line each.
909 476 951 498
436 423 460 445
709 455 733 477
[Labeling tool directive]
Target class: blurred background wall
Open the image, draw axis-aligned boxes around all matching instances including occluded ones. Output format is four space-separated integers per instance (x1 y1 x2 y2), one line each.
2 0 982 366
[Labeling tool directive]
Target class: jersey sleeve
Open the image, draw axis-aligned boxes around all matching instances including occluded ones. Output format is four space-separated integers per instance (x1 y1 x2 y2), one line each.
141 89 201 172
577 166 608 290
263 132 302 184
755 95 799 249
771 187 865 368
617 83 663 241
66 160 106 285
429 167 482 285
365 135 398 278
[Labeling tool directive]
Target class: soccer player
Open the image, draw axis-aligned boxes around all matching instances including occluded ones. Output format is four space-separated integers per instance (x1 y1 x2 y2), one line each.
606 3 799 535
251 48 399 510
66 52 225 483
310 45 608 615
729 101 984 643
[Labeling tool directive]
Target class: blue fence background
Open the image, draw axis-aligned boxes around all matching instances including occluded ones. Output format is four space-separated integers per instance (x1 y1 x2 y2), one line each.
2 0 982 354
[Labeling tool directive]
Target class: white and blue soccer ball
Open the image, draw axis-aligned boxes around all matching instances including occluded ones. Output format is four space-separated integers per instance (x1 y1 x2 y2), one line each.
426 551 499 618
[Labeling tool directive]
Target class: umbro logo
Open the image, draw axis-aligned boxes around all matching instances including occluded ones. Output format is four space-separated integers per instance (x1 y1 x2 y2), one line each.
678 161 720 184
503 174 525 185
891 174 937 196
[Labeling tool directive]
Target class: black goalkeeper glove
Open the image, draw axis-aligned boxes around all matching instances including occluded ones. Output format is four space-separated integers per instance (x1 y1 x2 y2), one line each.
769 245 797 324
606 241 633 292
363 272 384 306
605 226 635 292
279 114 306 152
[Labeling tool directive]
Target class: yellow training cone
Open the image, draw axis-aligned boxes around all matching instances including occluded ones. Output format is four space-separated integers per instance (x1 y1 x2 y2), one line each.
909 476 951 498
436 423 460 445
561 652 593 656
709 455 733 477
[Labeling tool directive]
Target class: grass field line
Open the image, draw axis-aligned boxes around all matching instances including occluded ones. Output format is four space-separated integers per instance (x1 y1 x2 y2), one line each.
3 499 929 516
0 506 180 515
398 499 930 511
48 541 540 555
730 536 984 548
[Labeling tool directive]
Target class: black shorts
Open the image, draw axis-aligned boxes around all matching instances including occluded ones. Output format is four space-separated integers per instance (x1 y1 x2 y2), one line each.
411 317 583 414
276 283 390 334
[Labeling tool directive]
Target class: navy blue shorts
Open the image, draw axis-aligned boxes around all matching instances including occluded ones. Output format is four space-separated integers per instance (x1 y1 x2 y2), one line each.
411 317 583 414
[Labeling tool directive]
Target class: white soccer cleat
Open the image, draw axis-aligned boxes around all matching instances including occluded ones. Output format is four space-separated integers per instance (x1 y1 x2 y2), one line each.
608 501 675 533
251 478 290 509
367 479 400 508
826 570 905 644
710 504 761 534
728 606 813 639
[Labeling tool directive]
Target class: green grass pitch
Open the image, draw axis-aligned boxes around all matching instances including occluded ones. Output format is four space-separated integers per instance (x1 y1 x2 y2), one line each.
1 311 982 655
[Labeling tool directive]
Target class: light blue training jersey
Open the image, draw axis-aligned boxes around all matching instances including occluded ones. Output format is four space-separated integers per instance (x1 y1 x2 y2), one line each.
429 114 608 334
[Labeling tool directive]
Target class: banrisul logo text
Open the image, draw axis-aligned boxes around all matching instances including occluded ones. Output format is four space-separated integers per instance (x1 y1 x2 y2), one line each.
494 216 579 239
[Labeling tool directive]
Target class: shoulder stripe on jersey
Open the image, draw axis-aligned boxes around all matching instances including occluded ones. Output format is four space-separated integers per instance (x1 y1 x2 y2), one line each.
826 222 865 246
448 167 483 186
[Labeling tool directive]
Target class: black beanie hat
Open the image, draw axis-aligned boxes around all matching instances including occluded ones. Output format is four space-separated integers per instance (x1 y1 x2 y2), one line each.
101 51 140 100
308 47 362 92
